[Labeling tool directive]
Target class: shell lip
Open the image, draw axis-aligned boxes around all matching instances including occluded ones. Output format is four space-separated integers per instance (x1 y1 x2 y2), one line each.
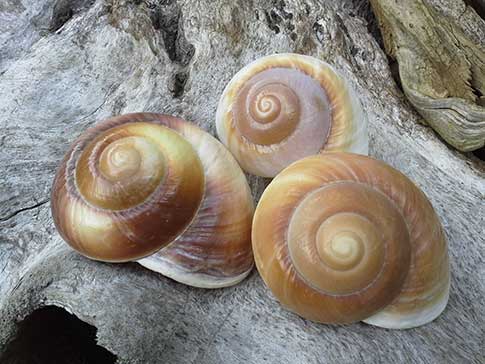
362 275 451 329
138 257 255 289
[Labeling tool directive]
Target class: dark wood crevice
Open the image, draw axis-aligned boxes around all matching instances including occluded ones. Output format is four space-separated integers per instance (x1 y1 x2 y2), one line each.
147 0 195 97
464 0 485 19
0 306 117 364
49 0 96 32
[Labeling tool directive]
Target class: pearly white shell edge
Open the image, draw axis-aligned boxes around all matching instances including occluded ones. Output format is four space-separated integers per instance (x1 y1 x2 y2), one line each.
138 257 254 289
362 274 450 329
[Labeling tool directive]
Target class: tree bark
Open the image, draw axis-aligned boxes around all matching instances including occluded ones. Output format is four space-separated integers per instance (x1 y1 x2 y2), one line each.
0 0 484 363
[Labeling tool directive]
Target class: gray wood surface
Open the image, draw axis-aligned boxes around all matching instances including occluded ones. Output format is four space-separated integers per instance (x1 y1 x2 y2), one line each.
0 0 484 363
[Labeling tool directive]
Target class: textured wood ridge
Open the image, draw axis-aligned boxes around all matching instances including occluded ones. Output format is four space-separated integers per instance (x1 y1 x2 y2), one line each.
370 0 485 151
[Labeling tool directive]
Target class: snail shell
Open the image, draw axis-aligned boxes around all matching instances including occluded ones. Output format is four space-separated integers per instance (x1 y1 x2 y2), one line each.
252 153 450 328
216 53 368 177
51 113 254 288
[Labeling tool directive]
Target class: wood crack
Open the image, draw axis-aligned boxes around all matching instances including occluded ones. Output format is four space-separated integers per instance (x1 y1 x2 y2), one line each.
0 199 50 222
194 306 235 362
79 83 121 126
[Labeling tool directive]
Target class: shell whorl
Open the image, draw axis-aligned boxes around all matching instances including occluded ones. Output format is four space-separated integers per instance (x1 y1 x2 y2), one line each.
75 123 204 212
52 117 205 262
216 53 368 177
252 153 449 328
233 68 326 146
52 113 254 288
137 116 255 288
287 182 410 299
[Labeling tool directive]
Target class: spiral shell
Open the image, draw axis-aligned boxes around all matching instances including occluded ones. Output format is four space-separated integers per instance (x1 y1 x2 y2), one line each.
216 53 368 177
252 153 449 328
51 113 254 288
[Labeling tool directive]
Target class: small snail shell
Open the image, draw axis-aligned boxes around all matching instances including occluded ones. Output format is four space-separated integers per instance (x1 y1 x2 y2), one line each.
216 53 368 177
51 113 254 288
252 153 450 329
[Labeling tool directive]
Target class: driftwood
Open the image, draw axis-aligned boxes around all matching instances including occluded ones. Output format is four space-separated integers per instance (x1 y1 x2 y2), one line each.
0 0 484 363
370 0 485 151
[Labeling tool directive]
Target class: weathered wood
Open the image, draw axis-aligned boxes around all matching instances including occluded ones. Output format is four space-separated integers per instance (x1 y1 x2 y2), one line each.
0 0 484 363
370 0 485 151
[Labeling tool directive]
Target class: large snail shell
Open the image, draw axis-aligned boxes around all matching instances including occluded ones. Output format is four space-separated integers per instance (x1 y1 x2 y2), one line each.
51 113 254 288
252 153 449 328
216 53 368 177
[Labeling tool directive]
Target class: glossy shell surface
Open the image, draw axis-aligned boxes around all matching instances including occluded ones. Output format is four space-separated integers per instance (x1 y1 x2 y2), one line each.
252 153 449 328
51 113 254 288
216 53 368 177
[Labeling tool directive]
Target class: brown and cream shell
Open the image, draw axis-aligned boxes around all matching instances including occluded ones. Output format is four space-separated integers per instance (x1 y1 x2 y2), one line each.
51 113 254 288
216 53 368 177
252 153 450 329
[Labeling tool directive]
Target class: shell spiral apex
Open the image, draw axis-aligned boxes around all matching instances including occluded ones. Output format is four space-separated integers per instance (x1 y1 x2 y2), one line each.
51 113 254 288
216 53 368 177
252 152 450 329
